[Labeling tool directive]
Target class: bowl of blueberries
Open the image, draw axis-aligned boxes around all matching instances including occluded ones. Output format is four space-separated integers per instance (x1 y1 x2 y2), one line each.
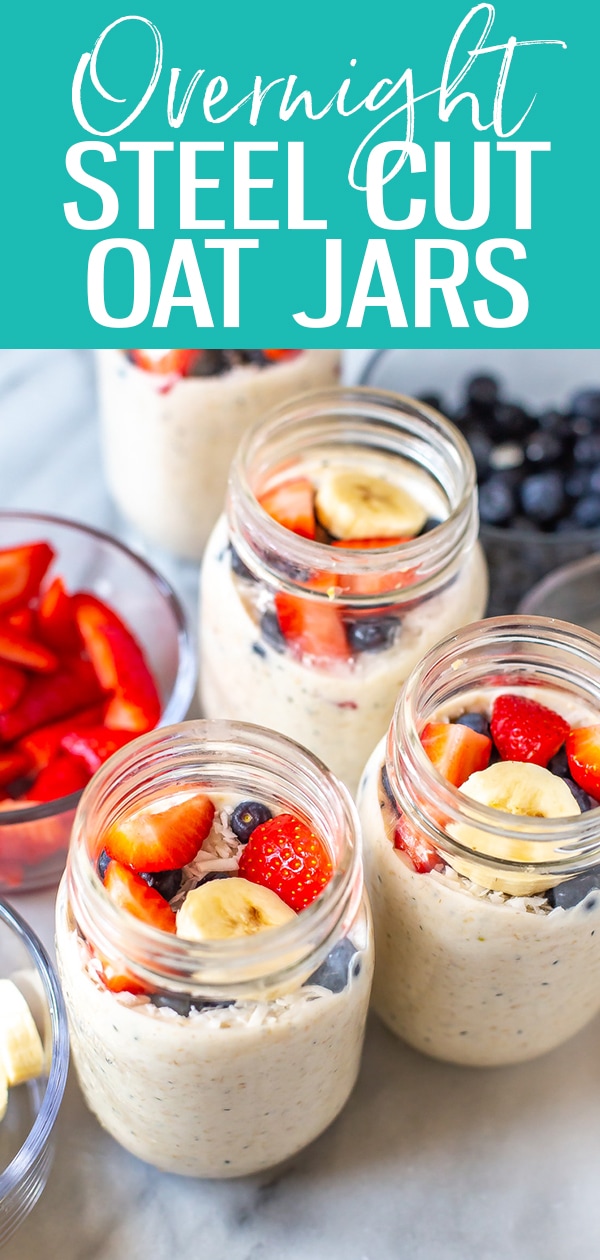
354 350 600 615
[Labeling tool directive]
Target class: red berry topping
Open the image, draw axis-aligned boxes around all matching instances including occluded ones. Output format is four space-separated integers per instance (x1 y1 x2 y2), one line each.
566 725 600 801
421 721 492 787
274 592 349 663
103 792 215 873
0 543 54 614
394 816 441 874
103 860 176 934
131 350 201 376
490 695 569 766
259 477 317 540
61 725 137 774
238 812 333 911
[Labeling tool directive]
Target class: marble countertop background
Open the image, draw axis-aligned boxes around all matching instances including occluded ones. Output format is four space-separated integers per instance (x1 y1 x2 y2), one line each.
2 349 600 1260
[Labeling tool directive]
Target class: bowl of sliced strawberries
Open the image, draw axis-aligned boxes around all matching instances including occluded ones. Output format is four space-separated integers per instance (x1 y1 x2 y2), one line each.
0 512 196 893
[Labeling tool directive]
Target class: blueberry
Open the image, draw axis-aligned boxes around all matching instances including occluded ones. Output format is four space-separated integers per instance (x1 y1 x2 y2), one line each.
230 544 255 581
305 938 359 994
520 471 566 523
418 393 443 412
590 466 600 495
574 435 600 466
467 429 493 479
478 474 516 526
548 746 569 778
345 616 399 653
547 869 600 910
525 431 564 468
493 402 532 439
230 800 272 843
569 390 600 426
489 443 525 473
572 495 600 528
454 712 491 739
140 869 182 901
565 468 593 500
151 992 233 1015
467 374 499 410
419 517 443 534
381 763 399 812
538 409 567 435
97 849 111 881
564 779 599 812
260 609 287 653
189 350 226 376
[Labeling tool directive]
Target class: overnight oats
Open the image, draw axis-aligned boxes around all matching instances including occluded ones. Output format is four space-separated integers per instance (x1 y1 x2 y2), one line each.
200 387 487 796
358 617 600 1067
96 349 340 558
55 720 372 1177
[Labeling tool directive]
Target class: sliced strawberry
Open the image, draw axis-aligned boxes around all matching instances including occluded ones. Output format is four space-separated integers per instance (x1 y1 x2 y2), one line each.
17 704 106 772
490 695 569 767
73 594 160 733
103 860 176 933
0 543 54 614
238 812 332 911
0 626 59 673
262 350 302 362
566 725 600 801
131 349 200 376
274 591 349 663
421 721 492 787
331 537 416 597
0 661 27 715
62 726 136 774
103 792 215 872
37 577 81 653
23 752 89 802
0 659 106 743
0 750 30 788
1 607 35 635
259 478 317 540
394 815 441 874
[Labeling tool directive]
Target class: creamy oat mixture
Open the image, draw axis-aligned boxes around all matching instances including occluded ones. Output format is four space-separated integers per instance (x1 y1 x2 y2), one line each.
358 687 600 1067
96 349 339 559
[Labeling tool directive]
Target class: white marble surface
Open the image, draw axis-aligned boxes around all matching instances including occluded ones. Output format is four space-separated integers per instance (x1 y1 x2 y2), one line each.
2 350 600 1260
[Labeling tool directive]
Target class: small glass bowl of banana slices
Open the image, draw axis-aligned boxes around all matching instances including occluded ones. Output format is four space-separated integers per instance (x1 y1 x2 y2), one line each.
0 898 68 1246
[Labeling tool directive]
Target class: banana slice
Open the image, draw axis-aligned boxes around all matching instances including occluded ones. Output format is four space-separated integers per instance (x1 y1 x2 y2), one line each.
176 877 296 942
0 979 45 1086
448 762 580 895
0 1061 7 1122
315 469 427 540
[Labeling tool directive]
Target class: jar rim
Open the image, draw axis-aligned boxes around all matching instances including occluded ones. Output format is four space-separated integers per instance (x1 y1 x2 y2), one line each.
387 616 600 878
67 720 363 998
227 386 478 605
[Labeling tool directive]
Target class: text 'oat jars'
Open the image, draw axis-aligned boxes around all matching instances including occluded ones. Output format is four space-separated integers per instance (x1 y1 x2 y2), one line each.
55 720 372 1177
200 387 487 796
358 617 600 1067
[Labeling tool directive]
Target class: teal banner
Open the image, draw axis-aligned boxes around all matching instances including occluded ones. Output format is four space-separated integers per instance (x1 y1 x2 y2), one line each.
1 0 598 346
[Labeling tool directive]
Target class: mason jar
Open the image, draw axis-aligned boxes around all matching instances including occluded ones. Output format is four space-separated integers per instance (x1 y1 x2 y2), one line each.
199 387 487 797
55 719 372 1177
96 349 340 559
357 617 600 1067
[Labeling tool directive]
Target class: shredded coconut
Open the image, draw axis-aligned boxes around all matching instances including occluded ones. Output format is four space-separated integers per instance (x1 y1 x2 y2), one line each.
170 809 243 909
429 863 552 914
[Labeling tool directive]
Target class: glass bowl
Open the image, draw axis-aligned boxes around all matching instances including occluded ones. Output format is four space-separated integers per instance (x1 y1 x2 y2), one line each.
0 898 69 1245
0 512 196 894
517 552 600 633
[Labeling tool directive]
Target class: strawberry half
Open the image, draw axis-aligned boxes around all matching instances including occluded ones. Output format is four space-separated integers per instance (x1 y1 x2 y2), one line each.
37 577 81 653
24 752 89 802
331 537 416 597
421 721 492 787
103 792 215 872
0 749 30 788
238 812 333 911
0 661 27 715
131 349 201 376
394 815 441 874
259 478 317 540
0 626 59 674
62 725 136 774
490 695 569 767
0 542 54 614
262 350 301 362
103 860 176 933
566 725 600 801
274 591 349 663
17 704 106 772
73 594 160 733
